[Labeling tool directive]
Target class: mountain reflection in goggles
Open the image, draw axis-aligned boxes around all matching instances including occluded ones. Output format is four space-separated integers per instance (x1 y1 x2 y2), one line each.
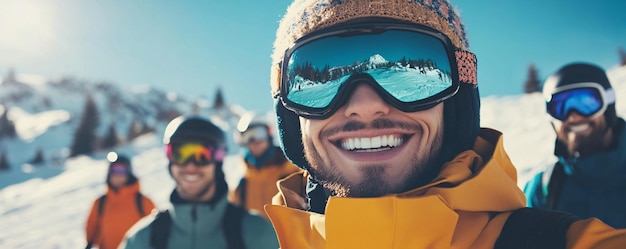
166 142 226 166
547 83 616 121
281 25 459 118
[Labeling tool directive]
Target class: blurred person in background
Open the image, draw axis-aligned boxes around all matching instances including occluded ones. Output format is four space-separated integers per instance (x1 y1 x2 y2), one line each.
525 62 626 228
119 116 278 249
85 152 155 249
229 113 301 219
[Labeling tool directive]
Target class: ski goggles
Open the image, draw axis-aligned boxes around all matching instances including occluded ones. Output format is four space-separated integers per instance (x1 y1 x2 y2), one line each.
109 164 128 174
278 21 477 119
545 82 616 121
241 126 270 144
166 142 226 166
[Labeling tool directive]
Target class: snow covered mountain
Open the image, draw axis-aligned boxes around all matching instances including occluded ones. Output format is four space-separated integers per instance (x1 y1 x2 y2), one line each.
367 54 388 67
0 65 625 248
0 70 250 189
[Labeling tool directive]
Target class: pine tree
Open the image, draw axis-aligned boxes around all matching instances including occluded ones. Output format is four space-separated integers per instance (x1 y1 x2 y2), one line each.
0 109 17 138
127 119 154 142
127 119 143 141
69 94 99 157
101 123 118 149
0 151 9 171
619 47 626 67
30 148 45 165
2 69 17 85
524 64 541 94
213 87 225 109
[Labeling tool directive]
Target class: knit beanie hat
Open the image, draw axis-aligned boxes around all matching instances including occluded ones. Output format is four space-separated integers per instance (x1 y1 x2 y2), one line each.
271 0 480 172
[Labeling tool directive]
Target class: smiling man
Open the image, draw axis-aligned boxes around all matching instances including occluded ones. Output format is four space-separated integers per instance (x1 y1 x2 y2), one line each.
525 62 626 229
265 0 626 248
119 116 278 249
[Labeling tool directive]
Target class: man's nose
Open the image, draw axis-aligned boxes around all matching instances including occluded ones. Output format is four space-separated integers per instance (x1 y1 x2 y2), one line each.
564 111 587 122
180 159 203 169
343 83 391 120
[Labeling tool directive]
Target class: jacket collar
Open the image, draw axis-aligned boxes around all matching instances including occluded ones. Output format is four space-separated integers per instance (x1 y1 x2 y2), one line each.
266 128 526 248
170 191 230 234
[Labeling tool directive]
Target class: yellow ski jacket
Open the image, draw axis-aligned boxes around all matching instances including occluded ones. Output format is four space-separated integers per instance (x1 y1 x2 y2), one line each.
229 148 301 219
266 128 626 249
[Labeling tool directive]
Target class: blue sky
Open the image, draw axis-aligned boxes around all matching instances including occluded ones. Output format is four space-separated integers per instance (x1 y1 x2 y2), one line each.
1 0 624 113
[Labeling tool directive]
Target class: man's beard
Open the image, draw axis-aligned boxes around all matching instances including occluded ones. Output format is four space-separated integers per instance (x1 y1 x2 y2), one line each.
303 118 443 198
176 178 215 201
564 123 610 156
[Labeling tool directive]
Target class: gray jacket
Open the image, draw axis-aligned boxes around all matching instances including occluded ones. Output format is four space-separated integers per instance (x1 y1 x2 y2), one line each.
119 192 278 249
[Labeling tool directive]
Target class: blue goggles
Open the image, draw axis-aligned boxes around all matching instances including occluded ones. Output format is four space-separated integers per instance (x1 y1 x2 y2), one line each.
546 82 616 121
278 21 477 119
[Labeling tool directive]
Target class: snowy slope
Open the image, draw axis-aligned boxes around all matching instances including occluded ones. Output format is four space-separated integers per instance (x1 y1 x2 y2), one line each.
0 65 625 248
0 74 249 189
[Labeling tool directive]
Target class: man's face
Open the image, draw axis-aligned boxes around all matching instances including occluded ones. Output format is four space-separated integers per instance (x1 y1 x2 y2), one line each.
109 173 128 188
552 111 609 156
301 83 444 197
247 139 270 158
171 160 216 202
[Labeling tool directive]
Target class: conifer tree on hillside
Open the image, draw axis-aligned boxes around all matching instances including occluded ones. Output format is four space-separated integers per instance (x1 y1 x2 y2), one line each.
214 87 225 109
524 63 541 94
126 119 155 142
69 94 99 157
101 123 119 150
30 148 45 165
0 150 9 171
620 47 626 67
2 69 17 85
0 109 17 138
42 97 52 109
157 108 182 122
127 119 142 141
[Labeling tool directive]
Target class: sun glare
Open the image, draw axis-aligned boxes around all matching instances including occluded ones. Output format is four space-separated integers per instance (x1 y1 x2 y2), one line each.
0 1 58 57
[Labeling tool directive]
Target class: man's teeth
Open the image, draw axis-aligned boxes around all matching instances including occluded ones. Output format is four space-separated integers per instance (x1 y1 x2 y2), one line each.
570 124 590 133
342 135 403 151
183 175 200 182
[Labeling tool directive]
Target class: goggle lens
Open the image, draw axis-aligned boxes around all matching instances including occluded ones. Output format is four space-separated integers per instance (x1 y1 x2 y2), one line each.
241 126 269 144
547 87 608 120
109 164 128 174
166 142 226 166
281 25 464 118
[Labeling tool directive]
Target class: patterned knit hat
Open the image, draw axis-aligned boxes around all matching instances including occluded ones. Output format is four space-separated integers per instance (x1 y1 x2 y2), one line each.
271 0 480 172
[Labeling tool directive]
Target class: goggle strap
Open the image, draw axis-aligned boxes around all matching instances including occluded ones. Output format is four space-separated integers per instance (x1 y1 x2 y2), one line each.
605 88 616 105
455 49 477 85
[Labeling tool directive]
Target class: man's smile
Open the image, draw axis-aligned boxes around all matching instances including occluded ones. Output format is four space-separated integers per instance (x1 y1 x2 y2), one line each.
336 134 409 152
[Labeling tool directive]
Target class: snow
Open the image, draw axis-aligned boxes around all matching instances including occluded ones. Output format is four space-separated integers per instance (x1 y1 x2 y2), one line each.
11 108 71 142
0 65 625 248
368 54 388 66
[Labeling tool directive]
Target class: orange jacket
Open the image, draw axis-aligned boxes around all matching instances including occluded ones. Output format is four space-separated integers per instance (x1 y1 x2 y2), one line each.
266 128 626 248
229 149 301 219
85 181 155 249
